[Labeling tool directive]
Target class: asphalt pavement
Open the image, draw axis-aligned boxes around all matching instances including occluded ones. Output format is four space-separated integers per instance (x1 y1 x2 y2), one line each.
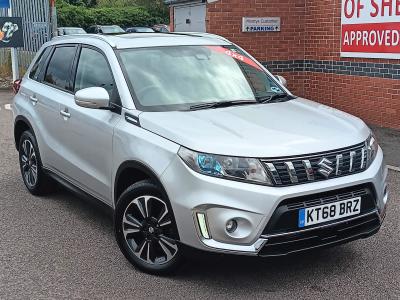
0 91 399 299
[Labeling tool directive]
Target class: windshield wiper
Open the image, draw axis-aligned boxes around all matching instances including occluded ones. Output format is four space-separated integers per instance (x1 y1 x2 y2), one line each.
189 100 258 110
257 93 293 104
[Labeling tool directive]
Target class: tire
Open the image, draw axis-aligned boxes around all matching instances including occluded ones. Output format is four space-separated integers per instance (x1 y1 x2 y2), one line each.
115 180 183 275
18 130 53 195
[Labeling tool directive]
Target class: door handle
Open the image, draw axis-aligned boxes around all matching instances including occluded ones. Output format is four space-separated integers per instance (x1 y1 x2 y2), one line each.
29 95 38 104
60 110 71 119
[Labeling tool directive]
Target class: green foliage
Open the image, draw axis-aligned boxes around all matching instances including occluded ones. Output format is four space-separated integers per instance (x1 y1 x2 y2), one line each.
60 0 97 7
97 0 165 9
56 0 169 29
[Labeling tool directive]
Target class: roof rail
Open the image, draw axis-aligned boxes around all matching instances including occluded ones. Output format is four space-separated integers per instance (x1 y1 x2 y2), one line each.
51 34 117 48
164 32 231 43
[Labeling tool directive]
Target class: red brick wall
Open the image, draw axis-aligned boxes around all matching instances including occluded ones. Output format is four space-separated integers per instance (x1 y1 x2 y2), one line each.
305 73 400 129
303 0 400 129
169 0 400 129
207 0 306 61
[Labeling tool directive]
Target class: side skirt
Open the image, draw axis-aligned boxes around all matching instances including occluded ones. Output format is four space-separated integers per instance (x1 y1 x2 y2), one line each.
43 168 114 217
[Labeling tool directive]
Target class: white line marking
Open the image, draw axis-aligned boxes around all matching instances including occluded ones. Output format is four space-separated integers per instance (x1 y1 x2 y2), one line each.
388 165 400 172
4 104 11 110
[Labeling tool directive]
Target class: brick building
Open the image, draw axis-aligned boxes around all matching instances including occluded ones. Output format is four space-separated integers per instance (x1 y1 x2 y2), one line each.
165 0 400 129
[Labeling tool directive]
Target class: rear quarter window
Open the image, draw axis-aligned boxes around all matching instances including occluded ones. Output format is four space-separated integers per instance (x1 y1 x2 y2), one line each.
29 47 52 81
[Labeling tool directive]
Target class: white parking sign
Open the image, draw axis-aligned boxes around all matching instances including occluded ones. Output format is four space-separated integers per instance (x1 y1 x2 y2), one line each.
242 17 281 33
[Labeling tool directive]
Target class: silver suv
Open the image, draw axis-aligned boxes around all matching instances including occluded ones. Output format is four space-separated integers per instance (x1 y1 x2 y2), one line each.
13 33 389 274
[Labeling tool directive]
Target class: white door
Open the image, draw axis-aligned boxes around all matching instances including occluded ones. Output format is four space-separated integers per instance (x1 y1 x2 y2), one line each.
174 4 206 32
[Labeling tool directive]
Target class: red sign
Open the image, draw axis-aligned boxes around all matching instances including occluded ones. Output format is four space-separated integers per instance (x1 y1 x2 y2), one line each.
341 0 400 59
207 46 263 70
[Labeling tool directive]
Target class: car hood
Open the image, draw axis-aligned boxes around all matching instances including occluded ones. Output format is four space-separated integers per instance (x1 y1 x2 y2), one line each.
139 98 370 157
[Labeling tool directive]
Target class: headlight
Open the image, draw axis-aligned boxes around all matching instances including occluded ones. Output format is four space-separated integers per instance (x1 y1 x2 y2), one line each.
178 147 272 185
366 133 378 167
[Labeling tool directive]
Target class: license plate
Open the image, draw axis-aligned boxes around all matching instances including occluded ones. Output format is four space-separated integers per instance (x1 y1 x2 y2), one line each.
298 197 361 228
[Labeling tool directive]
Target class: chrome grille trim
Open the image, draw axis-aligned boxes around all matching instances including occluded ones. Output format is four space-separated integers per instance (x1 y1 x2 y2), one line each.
261 142 368 186
265 163 282 185
302 160 314 181
360 148 366 169
335 154 343 175
284 161 298 183
349 150 356 172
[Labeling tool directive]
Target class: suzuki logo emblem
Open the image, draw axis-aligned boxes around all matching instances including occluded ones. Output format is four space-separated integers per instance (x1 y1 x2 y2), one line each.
317 158 334 178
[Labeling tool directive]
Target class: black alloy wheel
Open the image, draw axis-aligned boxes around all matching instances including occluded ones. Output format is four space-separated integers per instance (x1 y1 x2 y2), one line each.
115 180 183 275
18 130 53 195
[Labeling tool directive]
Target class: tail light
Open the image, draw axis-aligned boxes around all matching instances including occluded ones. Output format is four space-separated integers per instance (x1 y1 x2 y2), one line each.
13 79 22 94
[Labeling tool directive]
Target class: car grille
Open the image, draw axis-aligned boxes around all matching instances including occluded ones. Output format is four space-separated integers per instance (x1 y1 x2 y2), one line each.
262 184 377 235
261 142 368 186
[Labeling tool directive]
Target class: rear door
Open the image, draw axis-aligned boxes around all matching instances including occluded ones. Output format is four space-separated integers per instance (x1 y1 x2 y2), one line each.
21 45 77 170
17 47 52 162
59 45 121 203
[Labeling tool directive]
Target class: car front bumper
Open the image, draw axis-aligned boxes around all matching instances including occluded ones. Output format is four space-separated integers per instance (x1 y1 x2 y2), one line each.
160 147 388 256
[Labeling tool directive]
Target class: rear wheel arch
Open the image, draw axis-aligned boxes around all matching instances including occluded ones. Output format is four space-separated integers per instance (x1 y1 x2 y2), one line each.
14 116 34 150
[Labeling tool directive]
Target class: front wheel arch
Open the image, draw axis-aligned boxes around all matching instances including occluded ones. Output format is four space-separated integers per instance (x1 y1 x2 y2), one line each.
114 161 180 242
114 160 169 206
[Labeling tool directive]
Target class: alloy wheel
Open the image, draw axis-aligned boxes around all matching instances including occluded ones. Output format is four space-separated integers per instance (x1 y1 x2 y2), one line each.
21 139 38 188
122 195 178 265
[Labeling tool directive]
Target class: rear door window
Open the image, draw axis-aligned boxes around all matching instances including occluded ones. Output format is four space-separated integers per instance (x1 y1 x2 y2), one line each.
44 46 77 91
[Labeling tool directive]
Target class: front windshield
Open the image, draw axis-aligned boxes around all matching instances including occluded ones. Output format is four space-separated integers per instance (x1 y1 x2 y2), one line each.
102 26 125 34
118 45 286 111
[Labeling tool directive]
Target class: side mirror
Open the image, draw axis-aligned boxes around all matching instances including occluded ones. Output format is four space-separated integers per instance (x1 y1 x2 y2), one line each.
75 87 110 109
275 75 288 88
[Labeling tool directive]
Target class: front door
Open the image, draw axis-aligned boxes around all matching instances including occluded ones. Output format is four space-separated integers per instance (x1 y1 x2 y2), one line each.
59 46 122 204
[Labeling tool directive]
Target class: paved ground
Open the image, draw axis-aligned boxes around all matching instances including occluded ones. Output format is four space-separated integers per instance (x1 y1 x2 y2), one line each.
0 91 399 299
371 125 400 169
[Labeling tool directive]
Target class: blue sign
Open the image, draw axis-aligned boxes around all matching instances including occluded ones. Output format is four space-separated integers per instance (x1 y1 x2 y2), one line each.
0 0 10 8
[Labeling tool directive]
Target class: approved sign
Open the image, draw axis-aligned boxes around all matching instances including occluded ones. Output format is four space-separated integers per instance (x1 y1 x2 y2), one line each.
341 0 400 59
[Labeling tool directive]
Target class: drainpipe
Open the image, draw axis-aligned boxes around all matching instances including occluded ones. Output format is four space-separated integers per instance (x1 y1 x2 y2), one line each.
50 0 57 38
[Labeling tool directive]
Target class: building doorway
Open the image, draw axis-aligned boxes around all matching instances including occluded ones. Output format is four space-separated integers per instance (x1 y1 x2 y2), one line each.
174 3 206 32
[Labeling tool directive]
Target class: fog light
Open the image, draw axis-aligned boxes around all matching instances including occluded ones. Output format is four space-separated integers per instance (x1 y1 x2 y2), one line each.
196 213 211 239
226 219 238 233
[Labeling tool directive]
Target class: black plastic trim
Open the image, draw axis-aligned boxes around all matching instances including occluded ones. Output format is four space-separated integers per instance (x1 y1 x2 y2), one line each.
258 212 381 257
262 183 377 235
125 113 140 127
259 224 380 257
44 167 113 216
113 160 181 241
14 115 34 150
114 161 166 204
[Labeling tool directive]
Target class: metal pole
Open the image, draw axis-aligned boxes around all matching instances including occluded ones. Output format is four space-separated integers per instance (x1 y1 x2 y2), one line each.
50 0 57 38
8 0 19 81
